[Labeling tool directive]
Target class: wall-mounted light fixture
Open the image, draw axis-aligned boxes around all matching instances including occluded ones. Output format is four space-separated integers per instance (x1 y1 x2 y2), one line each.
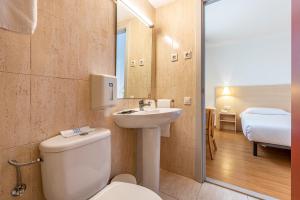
221 86 232 112
222 86 231 96
118 0 154 28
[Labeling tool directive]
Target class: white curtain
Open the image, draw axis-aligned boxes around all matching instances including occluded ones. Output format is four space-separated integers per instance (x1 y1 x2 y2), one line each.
0 0 37 34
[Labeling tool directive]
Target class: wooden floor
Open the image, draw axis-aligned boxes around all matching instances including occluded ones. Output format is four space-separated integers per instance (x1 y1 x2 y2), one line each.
206 129 291 200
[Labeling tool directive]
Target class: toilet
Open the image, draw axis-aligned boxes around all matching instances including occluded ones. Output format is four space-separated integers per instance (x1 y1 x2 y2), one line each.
39 128 161 200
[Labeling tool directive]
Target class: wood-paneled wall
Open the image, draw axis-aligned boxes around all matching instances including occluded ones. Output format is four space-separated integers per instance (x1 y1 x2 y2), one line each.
215 84 291 131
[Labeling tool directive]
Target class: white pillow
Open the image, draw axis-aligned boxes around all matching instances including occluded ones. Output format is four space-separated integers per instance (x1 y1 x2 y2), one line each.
243 107 290 115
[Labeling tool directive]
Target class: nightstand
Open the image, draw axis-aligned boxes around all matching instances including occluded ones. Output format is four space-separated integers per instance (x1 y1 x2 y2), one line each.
219 112 237 133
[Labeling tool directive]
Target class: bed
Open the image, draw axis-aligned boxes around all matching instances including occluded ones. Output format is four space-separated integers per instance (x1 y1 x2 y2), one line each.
240 107 291 156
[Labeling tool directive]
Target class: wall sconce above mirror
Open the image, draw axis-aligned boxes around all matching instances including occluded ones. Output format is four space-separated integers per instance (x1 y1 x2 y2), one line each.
118 0 154 28
115 0 154 99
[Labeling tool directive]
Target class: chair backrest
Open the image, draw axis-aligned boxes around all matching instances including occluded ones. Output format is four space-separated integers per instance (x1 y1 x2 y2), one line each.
206 108 215 136
206 109 210 130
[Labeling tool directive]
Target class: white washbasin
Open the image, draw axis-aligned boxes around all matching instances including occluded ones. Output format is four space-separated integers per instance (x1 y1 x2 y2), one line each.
112 107 182 193
113 108 182 129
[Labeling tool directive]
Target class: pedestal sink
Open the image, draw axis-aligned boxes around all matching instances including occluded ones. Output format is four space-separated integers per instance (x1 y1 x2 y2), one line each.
113 108 182 193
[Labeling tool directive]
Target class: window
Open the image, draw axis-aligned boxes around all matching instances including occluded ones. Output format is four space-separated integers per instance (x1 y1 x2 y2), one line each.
116 29 127 98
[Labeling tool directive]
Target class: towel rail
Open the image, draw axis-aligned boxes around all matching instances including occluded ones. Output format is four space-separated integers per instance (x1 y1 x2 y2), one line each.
8 158 43 197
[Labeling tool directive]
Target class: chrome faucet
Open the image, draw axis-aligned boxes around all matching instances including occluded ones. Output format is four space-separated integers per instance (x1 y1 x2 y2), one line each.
139 100 151 111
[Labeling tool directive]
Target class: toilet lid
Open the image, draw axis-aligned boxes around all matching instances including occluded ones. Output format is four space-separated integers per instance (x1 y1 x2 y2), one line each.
90 182 162 200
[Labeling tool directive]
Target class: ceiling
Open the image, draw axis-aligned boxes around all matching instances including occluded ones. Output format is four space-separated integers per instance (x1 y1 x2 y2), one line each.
148 0 176 8
205 0 291 44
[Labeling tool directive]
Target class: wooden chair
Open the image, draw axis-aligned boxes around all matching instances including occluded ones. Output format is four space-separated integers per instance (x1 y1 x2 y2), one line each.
206 108 217 160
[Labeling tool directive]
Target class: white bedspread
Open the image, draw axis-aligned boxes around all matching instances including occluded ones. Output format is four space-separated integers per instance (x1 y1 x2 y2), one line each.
241 109 291 147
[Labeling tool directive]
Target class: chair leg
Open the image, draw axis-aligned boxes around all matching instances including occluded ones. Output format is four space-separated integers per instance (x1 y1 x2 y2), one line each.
207 135 214 160
212 138 217 151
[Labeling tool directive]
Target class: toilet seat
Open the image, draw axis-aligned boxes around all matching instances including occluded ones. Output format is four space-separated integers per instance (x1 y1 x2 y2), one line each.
90 182 162 200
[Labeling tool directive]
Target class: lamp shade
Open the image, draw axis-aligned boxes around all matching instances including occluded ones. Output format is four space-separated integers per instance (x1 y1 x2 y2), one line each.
222 86 231 96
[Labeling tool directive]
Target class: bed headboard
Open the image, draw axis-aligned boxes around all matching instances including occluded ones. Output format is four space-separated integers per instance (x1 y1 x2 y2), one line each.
215 84 291 131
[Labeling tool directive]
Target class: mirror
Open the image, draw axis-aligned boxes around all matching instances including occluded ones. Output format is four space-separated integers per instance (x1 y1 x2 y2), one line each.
116 1 154 99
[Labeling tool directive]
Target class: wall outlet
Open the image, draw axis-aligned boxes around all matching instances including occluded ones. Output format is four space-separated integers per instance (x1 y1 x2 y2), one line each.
184 97 192 105
171 53 178 62
139 59 145 66
130 60 136 67
184 50 192 60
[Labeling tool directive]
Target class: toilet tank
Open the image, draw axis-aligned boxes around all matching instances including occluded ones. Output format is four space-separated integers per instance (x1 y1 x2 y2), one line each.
39 128 111 200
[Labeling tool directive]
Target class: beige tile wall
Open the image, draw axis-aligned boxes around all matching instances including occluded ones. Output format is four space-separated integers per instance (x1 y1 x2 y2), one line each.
123 0 202 180
155 0 200 179
0 0 202 198
0 0 139 199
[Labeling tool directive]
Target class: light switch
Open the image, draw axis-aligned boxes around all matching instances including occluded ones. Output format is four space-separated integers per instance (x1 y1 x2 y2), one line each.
130 60 136 67
184 50 192 60
139 59 145 66
184 97 192 105
171 53 178 62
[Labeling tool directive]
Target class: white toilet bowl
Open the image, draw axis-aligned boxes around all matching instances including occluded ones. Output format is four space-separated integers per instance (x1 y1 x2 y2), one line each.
39 128 161 200
90 182 161 200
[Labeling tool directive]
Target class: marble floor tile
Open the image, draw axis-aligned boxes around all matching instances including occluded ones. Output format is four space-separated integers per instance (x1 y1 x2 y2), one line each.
160 170 255 200
160 192 178 200
197 183 248 200
160 170 202 200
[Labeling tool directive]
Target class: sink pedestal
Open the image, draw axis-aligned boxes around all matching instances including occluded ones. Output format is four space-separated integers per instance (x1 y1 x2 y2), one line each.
137 127 161 193
113 108 182 193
